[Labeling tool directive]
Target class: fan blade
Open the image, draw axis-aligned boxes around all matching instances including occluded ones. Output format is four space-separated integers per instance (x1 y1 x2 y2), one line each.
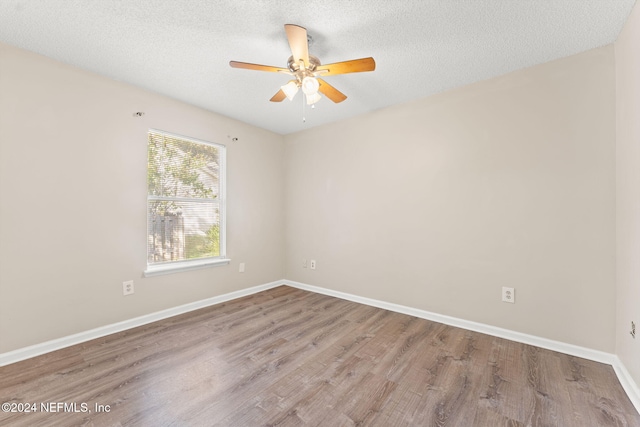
270 89 287 102
284 24 309 67
315 57 376 76
229 61 289 73
318 78 347 103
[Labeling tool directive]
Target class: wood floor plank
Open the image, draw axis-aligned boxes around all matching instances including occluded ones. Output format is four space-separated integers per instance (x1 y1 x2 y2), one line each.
1 285 638 426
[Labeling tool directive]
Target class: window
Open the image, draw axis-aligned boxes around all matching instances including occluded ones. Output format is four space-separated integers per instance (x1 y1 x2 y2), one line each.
145 129 227 276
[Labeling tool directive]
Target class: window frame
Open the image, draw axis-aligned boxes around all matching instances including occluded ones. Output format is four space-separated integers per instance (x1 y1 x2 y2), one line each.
143 129 229 277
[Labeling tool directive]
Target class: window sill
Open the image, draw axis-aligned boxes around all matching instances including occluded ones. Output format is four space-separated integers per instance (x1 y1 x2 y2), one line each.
144 258 231 277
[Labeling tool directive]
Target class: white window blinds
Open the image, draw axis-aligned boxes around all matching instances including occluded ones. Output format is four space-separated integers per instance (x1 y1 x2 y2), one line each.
147 130 225 267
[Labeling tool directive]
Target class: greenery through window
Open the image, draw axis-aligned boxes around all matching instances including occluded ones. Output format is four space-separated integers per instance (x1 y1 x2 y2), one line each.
147 130 225 266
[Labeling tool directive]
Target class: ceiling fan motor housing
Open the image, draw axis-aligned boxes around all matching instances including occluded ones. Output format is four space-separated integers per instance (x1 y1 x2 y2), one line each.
287 55 321 84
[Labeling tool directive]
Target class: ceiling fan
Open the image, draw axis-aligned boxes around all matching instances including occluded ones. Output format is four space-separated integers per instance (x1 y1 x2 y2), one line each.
229 24 375 105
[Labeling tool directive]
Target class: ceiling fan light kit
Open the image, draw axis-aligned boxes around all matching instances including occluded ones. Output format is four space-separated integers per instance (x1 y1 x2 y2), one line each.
281 80 299 101
301 76 319 95
306 92 322 105
230 24 376 108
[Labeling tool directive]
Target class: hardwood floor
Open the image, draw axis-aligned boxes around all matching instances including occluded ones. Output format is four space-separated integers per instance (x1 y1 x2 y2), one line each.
1 285 638 426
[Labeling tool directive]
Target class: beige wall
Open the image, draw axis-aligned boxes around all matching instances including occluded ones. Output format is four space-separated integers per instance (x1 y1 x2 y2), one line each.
284 46 617 352
0 43 285 353
616 2 640 385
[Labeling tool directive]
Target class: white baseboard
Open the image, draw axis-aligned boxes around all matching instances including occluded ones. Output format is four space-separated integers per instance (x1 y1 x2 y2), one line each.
611 355 640 413
1 278 638 414
282 279 640 414
0 280 284 367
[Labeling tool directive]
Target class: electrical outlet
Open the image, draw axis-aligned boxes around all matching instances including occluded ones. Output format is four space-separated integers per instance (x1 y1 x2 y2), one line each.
302 259 307 268
310 260 316 270
631 321 636 339
502 287 515 303
123 280 134 296
239 262 245 273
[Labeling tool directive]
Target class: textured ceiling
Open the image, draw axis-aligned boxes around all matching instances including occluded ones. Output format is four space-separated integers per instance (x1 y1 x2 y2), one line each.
0 0 636 135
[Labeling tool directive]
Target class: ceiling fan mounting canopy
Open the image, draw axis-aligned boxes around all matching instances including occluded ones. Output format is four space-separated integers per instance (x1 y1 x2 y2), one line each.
229 24 375 105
